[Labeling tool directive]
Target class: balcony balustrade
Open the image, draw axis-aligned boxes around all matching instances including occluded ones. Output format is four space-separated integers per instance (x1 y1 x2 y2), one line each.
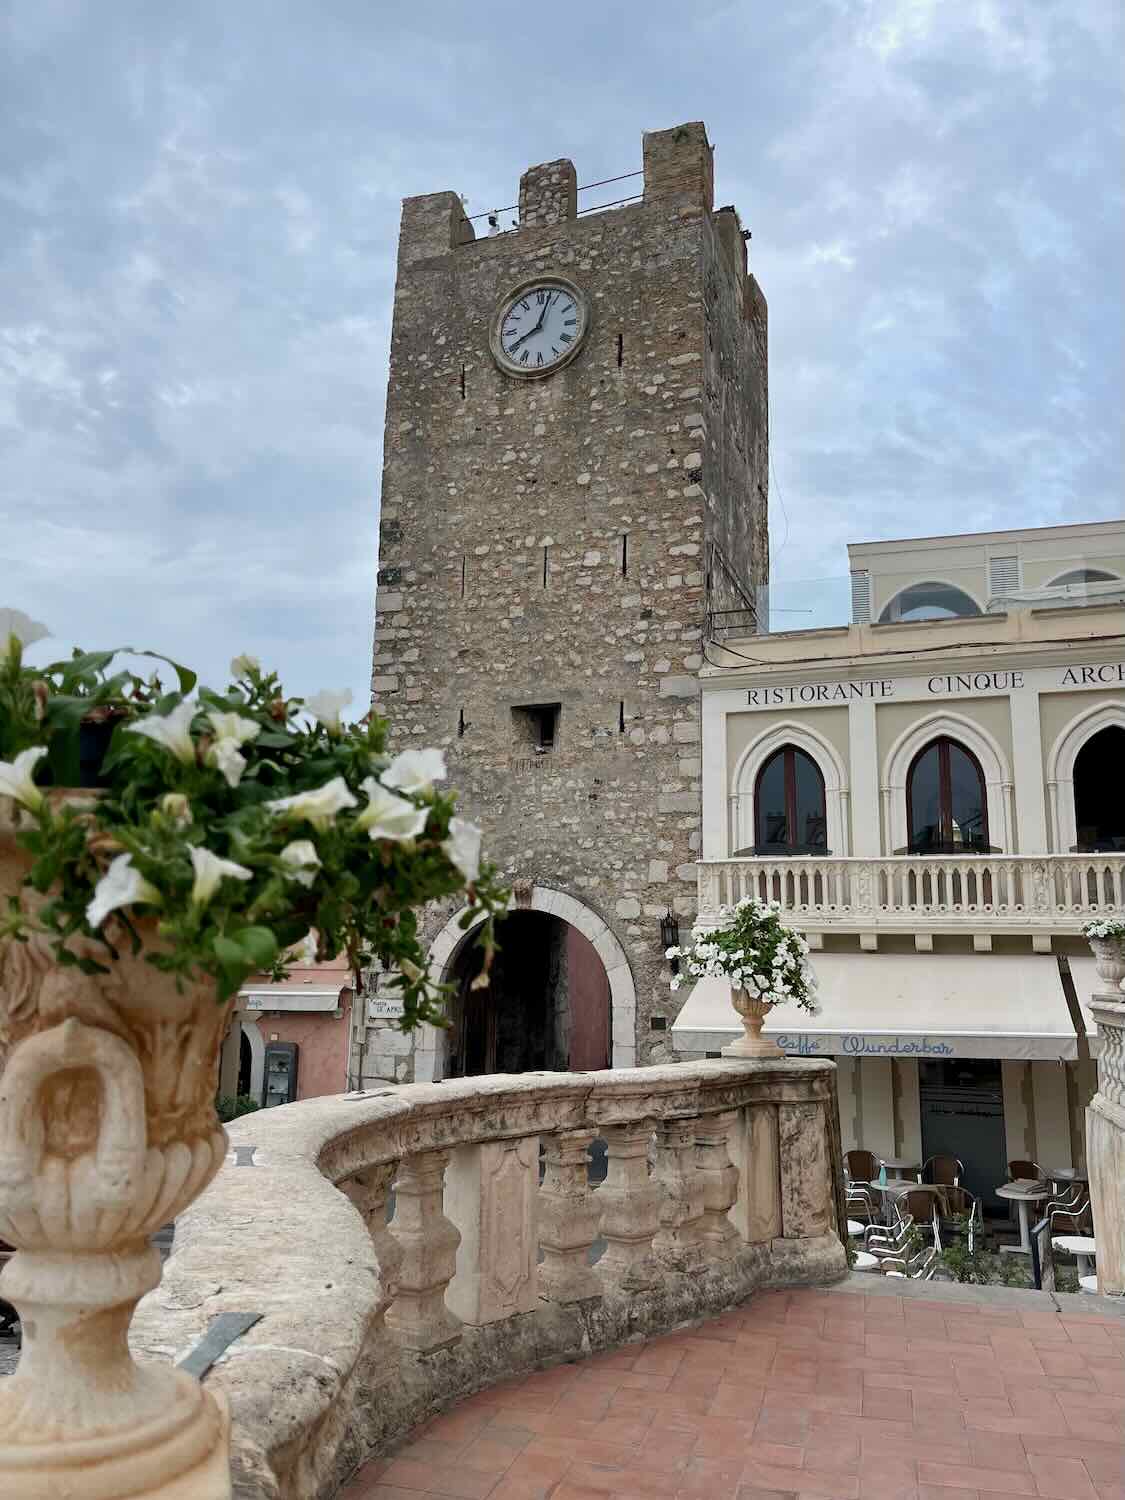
129 1058 846 1500
699 853 1125 938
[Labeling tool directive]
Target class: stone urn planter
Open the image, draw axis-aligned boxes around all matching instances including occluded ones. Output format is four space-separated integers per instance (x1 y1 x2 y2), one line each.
1087 933 1125 992
722 988 784 1058
0 810 233 1499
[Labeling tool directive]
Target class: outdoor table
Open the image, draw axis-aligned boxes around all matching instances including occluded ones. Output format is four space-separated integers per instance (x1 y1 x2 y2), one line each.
881 1158 919 1181
870 1180 936 1226
847 1219 865 1238
996 1182 1050 1254
853 1251 880 1272
1053 1235 1097 1278
1046 1166 1088 1192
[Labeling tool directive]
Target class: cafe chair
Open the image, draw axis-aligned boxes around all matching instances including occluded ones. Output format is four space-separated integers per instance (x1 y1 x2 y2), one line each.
934 1185 981 1252
919 1154 963 1187
845 1149 881 1184
846 1184 877 1225
1046 1195 1092 1236
1007 1159 1042 1183
880 1244 939 1281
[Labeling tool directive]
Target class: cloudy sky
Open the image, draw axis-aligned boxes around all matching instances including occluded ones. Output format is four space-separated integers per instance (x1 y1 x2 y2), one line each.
2 0 1121 700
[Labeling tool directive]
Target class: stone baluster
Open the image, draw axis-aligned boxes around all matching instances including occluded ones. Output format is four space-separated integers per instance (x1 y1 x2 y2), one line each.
445 1137 540 1326
596 1122 660 1289
1086 938 1125 1296
538 1130 601 1303
730 1103 782 1243
339 1162 403 1330
384 1150 462 1352
652 1119 706 1270
694 1110 740 1254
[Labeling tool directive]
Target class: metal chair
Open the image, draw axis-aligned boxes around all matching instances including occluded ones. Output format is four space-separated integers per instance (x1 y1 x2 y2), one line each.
1008 1159 1043 1183
0 1237 18 1347
919 1154 963 1187
846 1184 877 1225
1046 1195 1092 1236
845 1149 881 1184
935 1185 981 1252
897 1188 942 1244
881 1244 939 1280
863 1214 917 1261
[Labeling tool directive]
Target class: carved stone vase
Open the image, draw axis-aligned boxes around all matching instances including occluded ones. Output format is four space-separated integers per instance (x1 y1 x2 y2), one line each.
0 807 233 1498
722 988 784 1058
1087 934 1125 992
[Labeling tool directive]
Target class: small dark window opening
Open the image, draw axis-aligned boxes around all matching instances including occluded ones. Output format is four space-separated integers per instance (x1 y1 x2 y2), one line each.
616 333 623 368
621 533 628 578
650 1016 667 1031
459 365 466 399
457 707 466 738
542 547 549 587
460 556 466 598
512 702 560 753
618 700 625 733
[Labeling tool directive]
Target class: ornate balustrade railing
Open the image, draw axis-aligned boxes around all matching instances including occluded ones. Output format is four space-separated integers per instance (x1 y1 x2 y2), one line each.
129 1059 846 1500
699 853 1125 932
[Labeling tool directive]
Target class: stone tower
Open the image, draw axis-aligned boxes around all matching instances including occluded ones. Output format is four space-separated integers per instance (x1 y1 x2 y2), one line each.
367 121 768 1083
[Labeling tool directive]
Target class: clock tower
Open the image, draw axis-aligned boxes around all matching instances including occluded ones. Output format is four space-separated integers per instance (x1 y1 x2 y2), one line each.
366 121 768 1084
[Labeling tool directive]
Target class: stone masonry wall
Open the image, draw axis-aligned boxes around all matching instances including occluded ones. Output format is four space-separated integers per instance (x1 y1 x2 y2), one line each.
371 122 768 1070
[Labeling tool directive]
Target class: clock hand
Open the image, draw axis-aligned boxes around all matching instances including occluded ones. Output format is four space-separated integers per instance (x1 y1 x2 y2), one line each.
508 294 553 353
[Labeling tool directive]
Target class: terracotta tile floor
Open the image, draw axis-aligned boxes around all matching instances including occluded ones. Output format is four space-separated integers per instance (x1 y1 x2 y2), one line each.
341 1284 1125 1500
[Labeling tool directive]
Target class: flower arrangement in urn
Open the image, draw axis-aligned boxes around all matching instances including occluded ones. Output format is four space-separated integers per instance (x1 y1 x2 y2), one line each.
667 895 819 1058
1083 917 1125 992
0 609 506 1500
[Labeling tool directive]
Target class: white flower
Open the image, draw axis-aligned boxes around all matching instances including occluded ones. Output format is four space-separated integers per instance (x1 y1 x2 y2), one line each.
86 853 161 929
0 746 47 812
444 816 482 883
207 711 260 746
355 777 428 841
382 747 446 795
160 792 192 825
266 776 358 831
189 845 253 907
208 737 248 788
230 654 261 679
0 607 49 658
127 699 197 763
305 688 353 735
280 839 321 887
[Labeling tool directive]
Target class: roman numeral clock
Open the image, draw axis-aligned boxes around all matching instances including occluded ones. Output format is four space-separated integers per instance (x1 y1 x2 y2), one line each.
489 276 589 377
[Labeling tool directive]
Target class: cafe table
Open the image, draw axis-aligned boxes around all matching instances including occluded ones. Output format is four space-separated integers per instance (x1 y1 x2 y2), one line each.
1053 1235 1097 1279
881 1157 920 1182
995 1181 1050 1254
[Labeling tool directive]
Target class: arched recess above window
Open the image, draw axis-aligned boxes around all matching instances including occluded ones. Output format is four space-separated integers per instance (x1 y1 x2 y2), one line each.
1046 568 1120 588
906 737 991 855
1046 702 1125 852
753 746 828 855
883 711 1011 854
878 581 982 623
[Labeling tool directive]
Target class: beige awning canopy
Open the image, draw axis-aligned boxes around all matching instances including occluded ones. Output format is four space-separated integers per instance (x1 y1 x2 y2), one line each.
670 952 1102 1062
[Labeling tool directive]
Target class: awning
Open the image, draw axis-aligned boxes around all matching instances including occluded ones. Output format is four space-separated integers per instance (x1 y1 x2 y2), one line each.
670 953 1102 1062
238 989 345 1014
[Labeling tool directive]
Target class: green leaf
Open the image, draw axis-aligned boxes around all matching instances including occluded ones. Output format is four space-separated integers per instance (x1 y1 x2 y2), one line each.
213 935 246 970
235 925 278 969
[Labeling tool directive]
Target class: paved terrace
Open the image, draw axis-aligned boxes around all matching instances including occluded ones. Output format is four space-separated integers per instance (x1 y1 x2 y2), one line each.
342 1278 1125 1500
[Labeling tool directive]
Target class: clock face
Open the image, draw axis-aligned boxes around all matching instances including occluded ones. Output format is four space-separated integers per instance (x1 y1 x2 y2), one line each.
490 278 588 377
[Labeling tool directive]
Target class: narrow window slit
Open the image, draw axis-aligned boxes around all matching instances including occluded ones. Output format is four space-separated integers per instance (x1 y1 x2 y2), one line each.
460 556 466 597
458 707 466 738
621 533 628 578
616 333 623 368
459 365 466 399
542 547 549 587
618 701 625 733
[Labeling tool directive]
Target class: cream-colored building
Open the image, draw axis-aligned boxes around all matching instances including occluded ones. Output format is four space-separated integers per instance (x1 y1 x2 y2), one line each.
674 520 1125 1199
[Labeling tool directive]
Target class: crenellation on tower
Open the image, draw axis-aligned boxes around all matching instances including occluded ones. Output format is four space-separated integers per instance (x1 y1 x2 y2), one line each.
366 120 768 1085
519 159 578 228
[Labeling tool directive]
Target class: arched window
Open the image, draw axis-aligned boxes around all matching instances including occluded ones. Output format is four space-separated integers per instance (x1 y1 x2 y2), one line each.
906 738 989 854
1073 726 1125 851
879 582 982 623
1047 568 1120 588
754 746 828 854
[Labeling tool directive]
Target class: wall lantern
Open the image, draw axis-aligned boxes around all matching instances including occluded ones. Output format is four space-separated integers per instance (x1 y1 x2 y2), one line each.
659 910 680 972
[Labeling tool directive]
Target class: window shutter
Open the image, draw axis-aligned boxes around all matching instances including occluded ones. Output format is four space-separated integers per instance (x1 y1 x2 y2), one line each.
988 555 1020 597
851 570 871 624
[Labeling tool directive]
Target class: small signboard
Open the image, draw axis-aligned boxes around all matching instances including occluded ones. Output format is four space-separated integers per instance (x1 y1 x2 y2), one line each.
369 994 406 1021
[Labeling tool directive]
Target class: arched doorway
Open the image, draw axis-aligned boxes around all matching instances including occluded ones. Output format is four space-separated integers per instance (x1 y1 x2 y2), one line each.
444 910 610 1077
1073 725 1125 851
422 886 637 1080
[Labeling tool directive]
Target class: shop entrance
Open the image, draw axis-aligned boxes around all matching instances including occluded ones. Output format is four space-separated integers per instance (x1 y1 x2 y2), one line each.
919 1058 1008 1211
444 910 611 1077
